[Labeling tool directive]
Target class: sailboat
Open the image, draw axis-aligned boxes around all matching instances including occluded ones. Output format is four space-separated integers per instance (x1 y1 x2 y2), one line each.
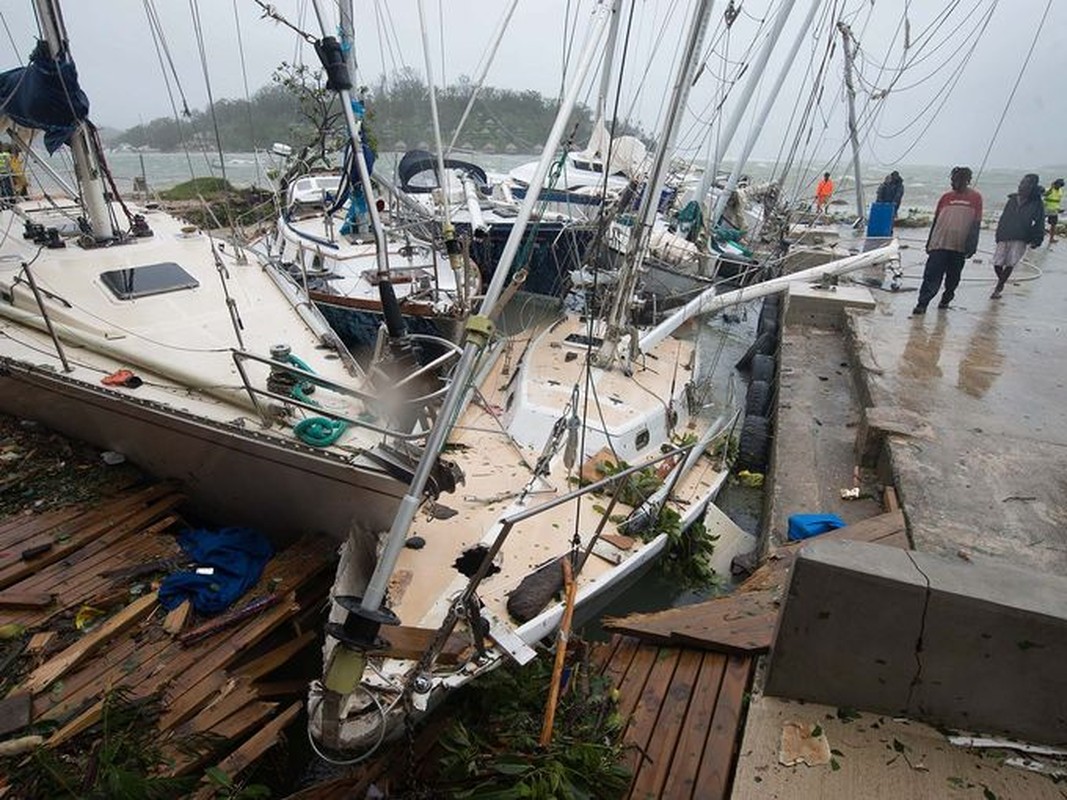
0 1 460 539
302 0 896 755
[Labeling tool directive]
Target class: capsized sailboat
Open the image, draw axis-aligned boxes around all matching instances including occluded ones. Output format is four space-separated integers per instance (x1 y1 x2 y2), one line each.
0 1 460 539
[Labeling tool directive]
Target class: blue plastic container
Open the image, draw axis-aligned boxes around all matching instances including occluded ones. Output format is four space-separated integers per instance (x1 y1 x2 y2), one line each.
866 201 895 237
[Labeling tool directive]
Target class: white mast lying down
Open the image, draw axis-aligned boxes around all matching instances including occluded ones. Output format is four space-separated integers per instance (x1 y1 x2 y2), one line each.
639 240 899 353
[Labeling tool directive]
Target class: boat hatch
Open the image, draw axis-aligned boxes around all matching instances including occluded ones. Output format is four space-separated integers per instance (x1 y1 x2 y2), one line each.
100 262 200 300
562 332 604 350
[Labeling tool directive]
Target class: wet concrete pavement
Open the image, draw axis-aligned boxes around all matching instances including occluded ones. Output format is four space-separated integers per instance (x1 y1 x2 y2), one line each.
850 228 1067 575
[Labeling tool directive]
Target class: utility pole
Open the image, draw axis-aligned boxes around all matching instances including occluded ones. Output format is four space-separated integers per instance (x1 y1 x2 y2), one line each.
837 20 865 224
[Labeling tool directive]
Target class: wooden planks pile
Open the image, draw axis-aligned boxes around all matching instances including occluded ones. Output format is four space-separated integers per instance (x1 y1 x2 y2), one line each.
0 481 336 794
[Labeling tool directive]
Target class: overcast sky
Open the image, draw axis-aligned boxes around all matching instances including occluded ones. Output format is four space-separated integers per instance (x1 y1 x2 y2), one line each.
1 1 1063 171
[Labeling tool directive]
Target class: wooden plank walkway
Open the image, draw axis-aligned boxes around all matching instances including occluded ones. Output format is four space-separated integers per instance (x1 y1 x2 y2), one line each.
591 508 909 799
591 635 753 800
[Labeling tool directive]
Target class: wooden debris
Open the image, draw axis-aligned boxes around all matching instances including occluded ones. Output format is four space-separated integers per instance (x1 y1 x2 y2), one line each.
0 591 54 609
25 631 55 654
163 600 191 636
0 693 31 738
178 594 281 645
22 591 159 694
0 477 334 784
199 700 303 790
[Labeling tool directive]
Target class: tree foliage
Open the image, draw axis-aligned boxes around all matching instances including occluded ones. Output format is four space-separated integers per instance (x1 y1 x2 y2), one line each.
114 68 647 155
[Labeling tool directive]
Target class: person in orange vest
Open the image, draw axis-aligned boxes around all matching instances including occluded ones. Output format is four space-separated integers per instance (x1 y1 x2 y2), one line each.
814 172 834 213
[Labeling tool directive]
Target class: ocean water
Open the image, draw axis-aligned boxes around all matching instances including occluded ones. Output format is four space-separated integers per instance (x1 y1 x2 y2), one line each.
99 149 1067 218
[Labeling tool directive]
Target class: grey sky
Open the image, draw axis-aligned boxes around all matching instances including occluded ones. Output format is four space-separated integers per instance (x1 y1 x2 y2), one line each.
1 1 1063 170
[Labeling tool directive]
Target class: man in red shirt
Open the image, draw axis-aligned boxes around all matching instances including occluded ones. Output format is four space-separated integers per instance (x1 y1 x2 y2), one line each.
912 166 983 314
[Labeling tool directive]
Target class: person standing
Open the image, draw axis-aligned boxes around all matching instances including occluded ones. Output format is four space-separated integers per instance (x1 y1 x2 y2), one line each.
876 171 905 219
991 173 1044 298
912 166 983 315
815 172 834 213
1044 178 1063 244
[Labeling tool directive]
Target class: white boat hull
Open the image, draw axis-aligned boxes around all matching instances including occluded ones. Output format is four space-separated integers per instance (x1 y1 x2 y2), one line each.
0 336 407 539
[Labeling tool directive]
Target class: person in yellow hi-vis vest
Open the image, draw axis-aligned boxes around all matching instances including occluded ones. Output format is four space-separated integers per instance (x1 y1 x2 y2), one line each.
1044 178 1064 244
9 147 27 197
0 146 13 200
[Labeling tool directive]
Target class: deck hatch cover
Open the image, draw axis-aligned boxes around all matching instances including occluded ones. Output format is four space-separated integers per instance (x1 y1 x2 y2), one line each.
101 262 199 300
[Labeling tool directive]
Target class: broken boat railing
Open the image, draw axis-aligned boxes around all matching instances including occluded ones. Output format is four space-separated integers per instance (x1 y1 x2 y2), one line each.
403 441 703 694
231 339 461 441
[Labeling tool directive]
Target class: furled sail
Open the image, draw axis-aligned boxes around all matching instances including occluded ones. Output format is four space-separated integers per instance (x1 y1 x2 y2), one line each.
0 40 90 152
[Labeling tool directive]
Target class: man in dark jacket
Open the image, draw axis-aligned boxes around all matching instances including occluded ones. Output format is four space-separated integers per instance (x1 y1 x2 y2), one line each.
876 171 905 219
991 173 1044 298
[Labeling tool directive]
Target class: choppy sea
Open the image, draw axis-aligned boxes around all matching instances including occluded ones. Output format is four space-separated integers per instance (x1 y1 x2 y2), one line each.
99 149 1067 218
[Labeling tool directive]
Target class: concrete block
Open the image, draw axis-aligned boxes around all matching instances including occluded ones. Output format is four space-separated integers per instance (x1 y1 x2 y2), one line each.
765 540 925 715
911 554 1067 744
765 540 1067 745
785 283 876 329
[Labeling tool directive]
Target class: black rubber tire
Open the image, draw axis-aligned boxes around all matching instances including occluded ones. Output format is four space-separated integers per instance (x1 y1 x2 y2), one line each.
751 353 775 383
735 331 776 371
757 297 780 335
745 380 771 417
736 415 771 472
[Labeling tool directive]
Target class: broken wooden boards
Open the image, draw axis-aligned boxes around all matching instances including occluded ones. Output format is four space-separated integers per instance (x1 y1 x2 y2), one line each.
0 481 335 792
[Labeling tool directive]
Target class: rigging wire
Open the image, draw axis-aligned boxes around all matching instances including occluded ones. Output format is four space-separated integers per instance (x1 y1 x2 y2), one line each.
974 0 1051 183
188 0 228 182
0 12 24 65
231 0 264 187
143 0 197 182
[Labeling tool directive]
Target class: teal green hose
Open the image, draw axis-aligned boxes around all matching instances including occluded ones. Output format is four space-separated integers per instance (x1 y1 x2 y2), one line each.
285 353 350 447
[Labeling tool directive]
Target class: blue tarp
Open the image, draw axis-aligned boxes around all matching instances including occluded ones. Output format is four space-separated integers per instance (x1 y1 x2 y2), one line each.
0 40 90 153
787 513 847 542
159 527 274 616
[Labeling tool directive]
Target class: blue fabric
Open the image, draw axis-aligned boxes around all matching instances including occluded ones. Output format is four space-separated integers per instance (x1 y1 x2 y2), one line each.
159 527 274 616
787 513 847 542
0 41 91 153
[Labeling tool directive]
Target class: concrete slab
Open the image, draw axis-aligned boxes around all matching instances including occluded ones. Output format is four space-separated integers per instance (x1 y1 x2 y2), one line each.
764 539 1067 745
785 283 876 329
846 229 1067 574
767 327 882 551
732 694 1065 800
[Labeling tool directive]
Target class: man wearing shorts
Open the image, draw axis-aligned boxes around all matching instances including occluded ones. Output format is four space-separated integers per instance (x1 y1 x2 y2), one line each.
1044 178 1063 244
991 173 1045 298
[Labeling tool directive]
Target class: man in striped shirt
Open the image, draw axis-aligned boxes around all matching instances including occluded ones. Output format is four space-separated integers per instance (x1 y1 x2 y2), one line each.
912 166 983 315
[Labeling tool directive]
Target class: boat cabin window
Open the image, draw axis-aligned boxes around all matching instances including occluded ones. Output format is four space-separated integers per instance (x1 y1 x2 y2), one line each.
100 262 199 300
635 429 650 450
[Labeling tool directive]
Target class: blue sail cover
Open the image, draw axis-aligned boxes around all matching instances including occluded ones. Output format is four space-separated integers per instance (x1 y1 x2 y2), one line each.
0 40 90 153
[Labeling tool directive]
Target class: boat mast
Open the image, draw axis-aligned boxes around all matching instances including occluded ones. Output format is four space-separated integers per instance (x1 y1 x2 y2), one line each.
599 0 715 365
309 1 391 286
417 0 467 309
837 20 865 223
709 0 820 226
693 0 797 210
347 2 615 638
33 0 114 240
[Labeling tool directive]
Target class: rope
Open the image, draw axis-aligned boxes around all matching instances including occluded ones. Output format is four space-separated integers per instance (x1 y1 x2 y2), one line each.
284 353 350 447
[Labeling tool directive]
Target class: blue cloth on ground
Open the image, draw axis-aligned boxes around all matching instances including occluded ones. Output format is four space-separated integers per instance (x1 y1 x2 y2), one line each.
159 527 274 616
787 513 847 541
